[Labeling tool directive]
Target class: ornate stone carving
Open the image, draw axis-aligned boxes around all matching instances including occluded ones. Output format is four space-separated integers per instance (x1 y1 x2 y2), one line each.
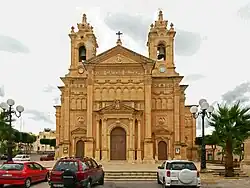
77 116 85 126
158 117 166 125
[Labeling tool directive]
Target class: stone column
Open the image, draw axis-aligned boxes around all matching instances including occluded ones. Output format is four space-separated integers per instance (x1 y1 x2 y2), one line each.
72 138 75 157
62 87 70 157
95 120 100 161
243 138 250 164
102 118 108 161
144 76 154 162
155 139 158 161
137 120 142 162
129 118 134 162
85 73 94 157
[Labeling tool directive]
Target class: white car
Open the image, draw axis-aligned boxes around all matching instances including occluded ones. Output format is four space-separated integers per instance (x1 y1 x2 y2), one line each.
157 160 201 187
12 154 31 161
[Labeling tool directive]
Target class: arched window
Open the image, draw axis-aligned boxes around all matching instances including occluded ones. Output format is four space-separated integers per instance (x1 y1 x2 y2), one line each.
79 46 86 62
157 44 166 60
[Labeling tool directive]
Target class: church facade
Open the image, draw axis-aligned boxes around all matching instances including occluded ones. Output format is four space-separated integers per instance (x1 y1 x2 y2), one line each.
55 11 197 163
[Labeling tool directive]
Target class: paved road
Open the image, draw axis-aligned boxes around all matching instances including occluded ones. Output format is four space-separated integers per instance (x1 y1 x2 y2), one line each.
2 179 250 187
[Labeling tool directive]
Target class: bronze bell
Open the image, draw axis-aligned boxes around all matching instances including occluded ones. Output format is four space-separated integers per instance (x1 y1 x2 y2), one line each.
79 49 86 61
157 46 165 60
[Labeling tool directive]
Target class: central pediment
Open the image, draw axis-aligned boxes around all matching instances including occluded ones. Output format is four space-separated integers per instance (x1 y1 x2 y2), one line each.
95 100 138 114
86 45 155 65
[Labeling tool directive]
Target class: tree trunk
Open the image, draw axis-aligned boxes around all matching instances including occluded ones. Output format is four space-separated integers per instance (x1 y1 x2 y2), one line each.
225 139 234 177
212 145 215 162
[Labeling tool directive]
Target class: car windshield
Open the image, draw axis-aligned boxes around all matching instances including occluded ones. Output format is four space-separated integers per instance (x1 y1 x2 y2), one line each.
168 162 197 170
0 164 24 171
54 161 78 172
14 155 23 158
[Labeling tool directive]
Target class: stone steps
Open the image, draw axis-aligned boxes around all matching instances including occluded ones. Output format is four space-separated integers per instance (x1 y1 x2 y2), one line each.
212 168 249 177
104 171 157 181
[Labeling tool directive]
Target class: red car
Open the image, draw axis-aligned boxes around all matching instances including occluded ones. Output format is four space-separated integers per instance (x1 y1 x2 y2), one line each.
40 153 55 161
0 161 49 188
49 157 104 188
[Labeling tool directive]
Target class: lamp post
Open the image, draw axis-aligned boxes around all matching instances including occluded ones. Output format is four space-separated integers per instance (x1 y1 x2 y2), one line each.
190 99 214 170
0 99 24 161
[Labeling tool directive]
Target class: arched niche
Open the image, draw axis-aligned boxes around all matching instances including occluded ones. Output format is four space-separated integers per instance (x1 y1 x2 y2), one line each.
157 43 166 60
79 45 87 62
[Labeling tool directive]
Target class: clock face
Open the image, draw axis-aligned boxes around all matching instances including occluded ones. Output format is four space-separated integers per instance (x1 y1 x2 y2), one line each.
78 67 84 74
159 66 166 73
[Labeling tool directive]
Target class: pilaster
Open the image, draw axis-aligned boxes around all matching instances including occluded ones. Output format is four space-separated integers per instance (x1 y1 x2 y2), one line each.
144 75 154 162
137 120 142 162
101 118 108 161
95 119 100 161
128 118 135 162
84 69 94 157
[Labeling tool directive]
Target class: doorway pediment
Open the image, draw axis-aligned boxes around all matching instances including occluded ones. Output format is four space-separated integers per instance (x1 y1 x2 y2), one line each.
95 100 138 114
71 127 87 135
153 126 173 135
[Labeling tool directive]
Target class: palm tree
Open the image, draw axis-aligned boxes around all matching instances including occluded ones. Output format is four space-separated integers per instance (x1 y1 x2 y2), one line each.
0 112 9 142
209 101 250 177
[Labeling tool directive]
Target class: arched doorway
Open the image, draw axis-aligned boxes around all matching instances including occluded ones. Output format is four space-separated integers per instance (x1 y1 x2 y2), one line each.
110 127 126 160
76 140 84 158
158 141 168 160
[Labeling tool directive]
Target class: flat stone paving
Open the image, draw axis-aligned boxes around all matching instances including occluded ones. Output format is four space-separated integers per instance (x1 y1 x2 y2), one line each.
3 179 249 188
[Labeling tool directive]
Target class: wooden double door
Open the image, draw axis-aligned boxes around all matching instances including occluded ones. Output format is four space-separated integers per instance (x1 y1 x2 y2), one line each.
110 127 126 160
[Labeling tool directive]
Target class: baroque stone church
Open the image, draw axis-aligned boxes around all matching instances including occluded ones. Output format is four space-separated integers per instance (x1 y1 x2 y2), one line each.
55 10 197 163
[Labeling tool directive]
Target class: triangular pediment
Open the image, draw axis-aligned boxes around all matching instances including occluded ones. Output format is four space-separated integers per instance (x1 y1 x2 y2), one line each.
95 100 138 114
86 45 155 65
153 126 173 135
71 127 86 135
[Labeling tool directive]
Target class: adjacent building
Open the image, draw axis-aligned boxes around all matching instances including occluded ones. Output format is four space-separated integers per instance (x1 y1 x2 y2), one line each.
33 128 56 153
55 10 197 163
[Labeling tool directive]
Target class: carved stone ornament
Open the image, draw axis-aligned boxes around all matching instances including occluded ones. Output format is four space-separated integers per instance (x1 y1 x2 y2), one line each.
158 117 166 125
77 116 85 125
114 100 120 109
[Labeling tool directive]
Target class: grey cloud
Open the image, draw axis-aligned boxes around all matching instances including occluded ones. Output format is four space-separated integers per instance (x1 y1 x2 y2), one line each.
43 85 57 93
182 74 205 83
221 82 250 104
0 35 29 53
237 3 250 20
24 109 54 124
53 97 60 105
0 85 4 97
103 12 203 56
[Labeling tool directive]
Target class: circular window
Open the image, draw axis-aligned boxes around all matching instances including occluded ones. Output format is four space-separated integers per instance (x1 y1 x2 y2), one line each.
159 66 166 73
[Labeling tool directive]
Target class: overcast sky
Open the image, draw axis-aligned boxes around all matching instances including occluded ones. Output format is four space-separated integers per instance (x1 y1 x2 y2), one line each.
1 0 250 135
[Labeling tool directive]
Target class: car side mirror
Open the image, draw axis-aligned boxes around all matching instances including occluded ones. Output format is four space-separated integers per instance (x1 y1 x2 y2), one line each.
158 166 162 169
98 164 102 168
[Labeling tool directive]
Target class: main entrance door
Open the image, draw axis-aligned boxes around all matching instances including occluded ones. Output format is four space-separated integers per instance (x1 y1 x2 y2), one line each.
76 140 84 158
110 127 126 160
158 141 168 160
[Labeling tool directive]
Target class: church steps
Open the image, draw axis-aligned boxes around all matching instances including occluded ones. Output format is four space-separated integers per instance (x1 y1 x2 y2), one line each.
104 171 157 181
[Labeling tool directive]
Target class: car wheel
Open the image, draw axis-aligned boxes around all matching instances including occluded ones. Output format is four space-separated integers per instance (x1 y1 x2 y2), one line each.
157 172 161 184
44 172 49 182
0 184 4 188
98 173 104 185
24 178 31 188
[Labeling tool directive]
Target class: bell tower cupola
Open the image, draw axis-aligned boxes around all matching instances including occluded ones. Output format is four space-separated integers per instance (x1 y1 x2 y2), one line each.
147 10 178 76
68 13 98 71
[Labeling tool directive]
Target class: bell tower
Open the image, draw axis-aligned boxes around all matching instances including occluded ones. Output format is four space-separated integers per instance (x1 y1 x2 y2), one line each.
68 13 98 72
147 10 178 76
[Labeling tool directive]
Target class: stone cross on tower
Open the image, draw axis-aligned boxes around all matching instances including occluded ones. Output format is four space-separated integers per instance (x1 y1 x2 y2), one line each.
116 31 123 45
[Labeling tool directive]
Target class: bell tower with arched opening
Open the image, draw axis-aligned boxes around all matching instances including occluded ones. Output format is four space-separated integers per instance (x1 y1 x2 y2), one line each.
147 10 178 76
68 13 98 74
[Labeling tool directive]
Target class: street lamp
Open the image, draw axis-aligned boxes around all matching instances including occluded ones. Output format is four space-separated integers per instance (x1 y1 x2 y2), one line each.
190 99 214 170
0 99 24 161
